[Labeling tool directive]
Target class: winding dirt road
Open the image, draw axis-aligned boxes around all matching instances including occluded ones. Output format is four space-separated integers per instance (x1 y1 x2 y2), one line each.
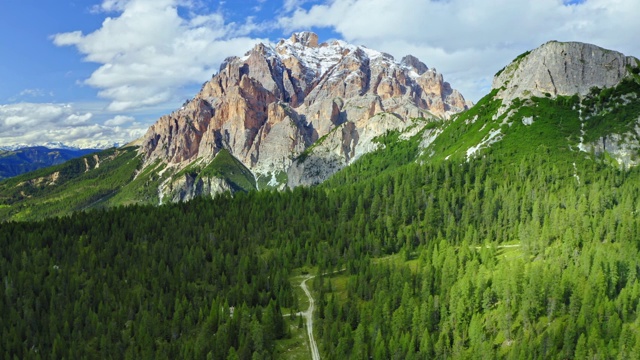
300 275 320 360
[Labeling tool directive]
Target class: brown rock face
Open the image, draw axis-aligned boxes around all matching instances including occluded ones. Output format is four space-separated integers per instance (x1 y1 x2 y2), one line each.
138 31 469 193
141 98 213 164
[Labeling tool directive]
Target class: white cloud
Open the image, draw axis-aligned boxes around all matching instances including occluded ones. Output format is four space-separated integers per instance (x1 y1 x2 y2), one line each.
53 0 265 111
105 115 135 126
65 112 93 125
283 0 303 12
279 0 640 102
30 0 639 149
0 103 146 148
18 89 53 98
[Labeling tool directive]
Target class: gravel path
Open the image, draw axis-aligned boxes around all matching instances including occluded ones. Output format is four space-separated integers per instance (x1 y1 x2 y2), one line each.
300 275 320 360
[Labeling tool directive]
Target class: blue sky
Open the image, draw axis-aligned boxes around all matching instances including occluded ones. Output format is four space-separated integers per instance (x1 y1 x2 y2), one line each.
1 0 638 148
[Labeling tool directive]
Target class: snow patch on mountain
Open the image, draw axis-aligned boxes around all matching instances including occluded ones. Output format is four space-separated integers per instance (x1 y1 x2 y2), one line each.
466 129 503 159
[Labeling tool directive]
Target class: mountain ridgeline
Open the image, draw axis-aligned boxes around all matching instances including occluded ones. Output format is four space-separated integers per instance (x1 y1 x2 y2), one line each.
138 31 468 194
0 39 640 219
0 146 99 180
3 39 640 359
1 38 639 221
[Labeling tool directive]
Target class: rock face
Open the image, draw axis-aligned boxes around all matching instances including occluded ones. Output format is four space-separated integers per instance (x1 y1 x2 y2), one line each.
494 41 639 103
138 32 468 196
583 131 640 168
287 113 425 187
159 173 234 203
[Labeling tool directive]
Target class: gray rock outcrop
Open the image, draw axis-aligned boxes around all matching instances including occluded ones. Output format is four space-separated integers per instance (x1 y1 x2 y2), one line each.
401 55 429 75
493 41 639 103
287 113 421 187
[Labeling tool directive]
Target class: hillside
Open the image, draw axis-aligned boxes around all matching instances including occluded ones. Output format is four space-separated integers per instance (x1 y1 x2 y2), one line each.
0 146 99 180
3 117 640 359
0 147 141 221
424 41 640 168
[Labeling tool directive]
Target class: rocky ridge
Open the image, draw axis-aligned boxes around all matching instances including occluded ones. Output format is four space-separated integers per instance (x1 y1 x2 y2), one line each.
137 32 468 200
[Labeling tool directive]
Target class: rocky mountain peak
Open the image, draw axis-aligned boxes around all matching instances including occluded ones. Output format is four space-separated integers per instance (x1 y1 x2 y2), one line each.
493 41 640 103
138 32 469 198
401 55 429 75
286 31 319 48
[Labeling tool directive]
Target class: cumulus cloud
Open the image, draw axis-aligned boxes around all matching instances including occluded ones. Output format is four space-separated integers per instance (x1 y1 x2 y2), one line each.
279 0 640 101
0 103 146 148
53 0 265 111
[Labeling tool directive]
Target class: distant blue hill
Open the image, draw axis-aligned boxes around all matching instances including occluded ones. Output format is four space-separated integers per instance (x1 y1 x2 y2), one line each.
0 146 101 180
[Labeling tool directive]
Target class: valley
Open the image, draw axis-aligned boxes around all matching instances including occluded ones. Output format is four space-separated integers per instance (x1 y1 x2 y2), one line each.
2 36 640 359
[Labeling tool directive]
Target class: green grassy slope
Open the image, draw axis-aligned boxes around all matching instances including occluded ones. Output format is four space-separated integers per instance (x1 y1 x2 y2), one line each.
424 73 640 169
0 147 140 221
0 147 260 221
105 159 167 206
199 149 256 191
172 148 257 192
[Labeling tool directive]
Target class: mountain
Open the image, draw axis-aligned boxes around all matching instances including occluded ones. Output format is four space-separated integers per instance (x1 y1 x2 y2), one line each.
493 41 638 103
137 32 468 198
0 146 101 180
0 32 468 220
1 141 121 151
424 41 640 168
0 39 639 223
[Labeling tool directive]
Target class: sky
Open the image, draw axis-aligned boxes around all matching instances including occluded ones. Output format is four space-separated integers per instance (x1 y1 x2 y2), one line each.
1 0 639 148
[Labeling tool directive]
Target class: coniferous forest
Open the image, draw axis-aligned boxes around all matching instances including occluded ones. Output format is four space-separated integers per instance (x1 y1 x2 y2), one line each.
3 124 640 360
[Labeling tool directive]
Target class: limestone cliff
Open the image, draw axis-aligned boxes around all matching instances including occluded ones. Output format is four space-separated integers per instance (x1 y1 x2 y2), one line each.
493 41 639 104
287 114 426 187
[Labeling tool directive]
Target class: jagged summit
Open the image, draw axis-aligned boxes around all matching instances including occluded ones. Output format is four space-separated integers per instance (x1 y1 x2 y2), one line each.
287 31 319 47
139 31 468 197
215 31 465 111
401 55 429 75
493 41 640 103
